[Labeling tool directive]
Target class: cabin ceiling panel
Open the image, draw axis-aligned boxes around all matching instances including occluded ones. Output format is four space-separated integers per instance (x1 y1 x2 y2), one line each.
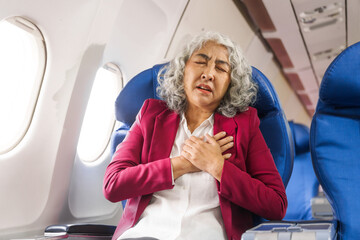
261 0 311 70
166 0 254 60
347 0 360 46
313 58 333 79
244 35 273 71
284 68 318 93
291 0 346 84
241 0 349 116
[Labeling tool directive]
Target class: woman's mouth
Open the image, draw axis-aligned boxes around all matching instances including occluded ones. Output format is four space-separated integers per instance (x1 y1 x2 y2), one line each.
196 84 212 93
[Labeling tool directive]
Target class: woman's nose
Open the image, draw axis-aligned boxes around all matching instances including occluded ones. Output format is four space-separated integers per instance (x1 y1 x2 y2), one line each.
201 67 214 81
201 73 213 81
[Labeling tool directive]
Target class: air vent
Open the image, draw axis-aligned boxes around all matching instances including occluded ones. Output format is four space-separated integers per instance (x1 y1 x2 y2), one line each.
312 45 345 61
299 2 343 32
301 2 341 16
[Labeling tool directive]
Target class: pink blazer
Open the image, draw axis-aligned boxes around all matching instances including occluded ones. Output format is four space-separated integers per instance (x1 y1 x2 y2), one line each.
103 99 287 240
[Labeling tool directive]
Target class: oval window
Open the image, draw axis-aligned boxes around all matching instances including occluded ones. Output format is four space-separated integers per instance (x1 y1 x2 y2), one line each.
0 17 46 154
77 63 123 162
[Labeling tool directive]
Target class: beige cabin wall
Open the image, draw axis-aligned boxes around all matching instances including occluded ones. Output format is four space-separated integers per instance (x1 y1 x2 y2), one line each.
166 0 311 127
264 60 311 127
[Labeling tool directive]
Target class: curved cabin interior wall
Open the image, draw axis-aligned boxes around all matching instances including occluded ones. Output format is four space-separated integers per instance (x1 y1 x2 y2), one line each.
0 0 124 238
0 0 310 238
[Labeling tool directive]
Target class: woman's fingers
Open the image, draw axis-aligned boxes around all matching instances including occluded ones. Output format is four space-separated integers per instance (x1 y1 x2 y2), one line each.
181 150 191 160
213 131 226 141
185 136 202 147
204 134 217 144
213 132 233 146
220 141 234 153
183 133 233 165
218 136 233 147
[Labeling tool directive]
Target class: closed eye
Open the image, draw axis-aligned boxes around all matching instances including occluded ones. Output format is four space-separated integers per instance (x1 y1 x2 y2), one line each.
195 61 206 65
216 66 227 72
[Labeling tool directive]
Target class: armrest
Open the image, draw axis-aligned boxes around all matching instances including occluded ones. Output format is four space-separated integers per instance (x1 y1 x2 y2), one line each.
44 224 116 238
241 220 337 240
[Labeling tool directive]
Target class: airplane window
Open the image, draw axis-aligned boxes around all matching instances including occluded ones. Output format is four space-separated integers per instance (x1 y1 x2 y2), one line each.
77 63 123 162
0 17 46 154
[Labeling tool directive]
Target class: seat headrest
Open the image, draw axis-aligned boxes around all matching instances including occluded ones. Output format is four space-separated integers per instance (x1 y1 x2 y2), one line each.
251 67 294 186
317 41 360 116
288 121 310 156
251 67 281 118
115 64 165 126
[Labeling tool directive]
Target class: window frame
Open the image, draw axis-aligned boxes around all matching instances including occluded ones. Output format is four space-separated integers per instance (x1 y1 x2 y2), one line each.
0 16 47 154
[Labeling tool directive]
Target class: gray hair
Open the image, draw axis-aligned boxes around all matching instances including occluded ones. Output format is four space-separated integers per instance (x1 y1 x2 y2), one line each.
156 31 257 117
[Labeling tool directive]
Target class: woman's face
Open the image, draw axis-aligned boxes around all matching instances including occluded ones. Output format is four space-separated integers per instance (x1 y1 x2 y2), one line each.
183 41 231 113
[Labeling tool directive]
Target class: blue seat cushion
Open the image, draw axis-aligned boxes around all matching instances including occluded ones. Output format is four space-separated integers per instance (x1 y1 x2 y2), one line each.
284 151 319 220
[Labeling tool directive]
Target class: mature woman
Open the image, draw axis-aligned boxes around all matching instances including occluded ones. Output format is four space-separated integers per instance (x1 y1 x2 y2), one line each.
103 32 287 240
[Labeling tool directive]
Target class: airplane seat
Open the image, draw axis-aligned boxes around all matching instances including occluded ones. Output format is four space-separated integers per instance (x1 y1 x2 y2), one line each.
44 64 295 238
112 63 295 229
283 121 319 221
243 43 360 240
310 41 360 240
111 63 294 227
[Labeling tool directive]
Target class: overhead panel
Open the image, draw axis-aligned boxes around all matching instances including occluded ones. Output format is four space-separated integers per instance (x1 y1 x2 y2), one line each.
241 0 347 116
291 0 346 83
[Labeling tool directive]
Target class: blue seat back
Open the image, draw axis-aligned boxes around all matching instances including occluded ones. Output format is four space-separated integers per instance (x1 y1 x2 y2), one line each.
310 42 360 240
110 64 164 155
111 64 294 186
250 67 294 185
284 121 319 220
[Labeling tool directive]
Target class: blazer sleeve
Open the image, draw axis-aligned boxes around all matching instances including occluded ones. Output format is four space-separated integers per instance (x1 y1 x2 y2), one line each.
103 100 174 203
218 109 287 220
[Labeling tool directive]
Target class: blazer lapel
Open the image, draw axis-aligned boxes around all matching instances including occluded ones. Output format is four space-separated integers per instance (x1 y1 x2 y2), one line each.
214 112 237 143
214 113 237 188
148 110 180 162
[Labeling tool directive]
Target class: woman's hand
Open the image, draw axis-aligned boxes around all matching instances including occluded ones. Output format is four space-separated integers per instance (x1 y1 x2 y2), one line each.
170 155 200 180
181 132 234 181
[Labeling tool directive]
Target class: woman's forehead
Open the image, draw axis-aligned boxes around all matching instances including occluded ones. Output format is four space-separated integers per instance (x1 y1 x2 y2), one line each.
191 41 229 59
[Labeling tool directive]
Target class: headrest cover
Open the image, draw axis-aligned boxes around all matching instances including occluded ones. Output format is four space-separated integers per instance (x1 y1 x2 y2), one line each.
319 41 360 108
288 121 310 156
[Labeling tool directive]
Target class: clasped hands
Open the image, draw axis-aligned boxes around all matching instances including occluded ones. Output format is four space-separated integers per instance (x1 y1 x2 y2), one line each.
171 131 234 182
